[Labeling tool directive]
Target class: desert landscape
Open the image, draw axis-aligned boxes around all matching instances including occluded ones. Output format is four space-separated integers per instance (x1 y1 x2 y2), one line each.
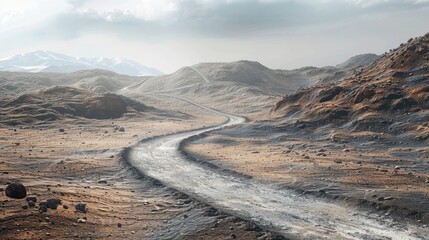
1 1 429 239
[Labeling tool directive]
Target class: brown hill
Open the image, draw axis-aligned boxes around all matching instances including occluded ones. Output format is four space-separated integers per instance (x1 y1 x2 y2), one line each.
0 86 156 125
271 33 429 141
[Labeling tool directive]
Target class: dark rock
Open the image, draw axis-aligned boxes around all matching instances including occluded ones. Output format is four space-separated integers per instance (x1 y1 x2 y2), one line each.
28 200 35 207
118 127 125 132
75 203 88 213
47 198 61 209
39 201 48 207
26 196 37 203
39 205 48 213
22 205 28 209
243 222 261 231
59 128 65 132
63 205 69 209
391 97 418 111
117 223 122 228
5 182 27 199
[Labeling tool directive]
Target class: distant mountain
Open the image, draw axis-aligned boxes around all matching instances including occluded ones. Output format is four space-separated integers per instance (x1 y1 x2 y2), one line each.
336 53 380 69
0 51 163 76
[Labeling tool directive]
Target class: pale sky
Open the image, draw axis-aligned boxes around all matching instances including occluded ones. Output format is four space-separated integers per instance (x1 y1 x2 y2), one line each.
0 0 428 73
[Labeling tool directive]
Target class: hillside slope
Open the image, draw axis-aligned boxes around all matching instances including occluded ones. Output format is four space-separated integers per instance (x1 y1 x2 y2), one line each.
272 33 429 141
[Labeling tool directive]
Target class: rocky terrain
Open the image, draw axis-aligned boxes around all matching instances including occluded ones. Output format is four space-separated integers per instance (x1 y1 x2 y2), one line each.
1 38 420 239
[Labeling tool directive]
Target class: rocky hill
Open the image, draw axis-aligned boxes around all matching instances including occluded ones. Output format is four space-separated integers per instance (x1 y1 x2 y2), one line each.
272 33 429 141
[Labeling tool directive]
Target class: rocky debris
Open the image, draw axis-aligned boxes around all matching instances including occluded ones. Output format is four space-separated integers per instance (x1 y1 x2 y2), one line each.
26 196 37 203
75 203 88 213
59 128 65 132
118 127 125 132
243 222 261 232
5 182 27 199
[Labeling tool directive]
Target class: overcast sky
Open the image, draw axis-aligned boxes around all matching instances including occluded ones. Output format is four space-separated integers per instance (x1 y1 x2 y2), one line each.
0 0 428 73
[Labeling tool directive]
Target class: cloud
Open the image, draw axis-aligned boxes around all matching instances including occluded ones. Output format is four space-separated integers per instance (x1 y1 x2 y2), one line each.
1 0 428 40
0 0 428 72
39 0 426 41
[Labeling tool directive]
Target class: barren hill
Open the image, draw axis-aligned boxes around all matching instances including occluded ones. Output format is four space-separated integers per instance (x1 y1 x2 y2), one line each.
0 86 163 125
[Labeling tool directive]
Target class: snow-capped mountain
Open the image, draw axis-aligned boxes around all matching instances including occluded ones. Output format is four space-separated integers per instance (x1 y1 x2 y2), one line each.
0 51 163 76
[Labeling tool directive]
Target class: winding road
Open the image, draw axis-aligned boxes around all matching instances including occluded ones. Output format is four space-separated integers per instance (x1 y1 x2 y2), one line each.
127 97 428 240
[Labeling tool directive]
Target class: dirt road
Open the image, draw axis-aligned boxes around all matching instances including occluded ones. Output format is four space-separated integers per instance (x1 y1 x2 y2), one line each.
127 97 428 240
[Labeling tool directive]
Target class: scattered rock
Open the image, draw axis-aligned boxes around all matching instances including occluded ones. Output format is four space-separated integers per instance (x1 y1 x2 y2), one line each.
243 222 261 231
63 205 69 209
77 219 86 224
39 205 48 213
47 198 62 209
26 196 37 203
334 160 343 164
75 203 88 213
5 182 27 199
28 200 35 207
59 128 65 132
117 223 122 228
39 201 48 207
118 127 125 132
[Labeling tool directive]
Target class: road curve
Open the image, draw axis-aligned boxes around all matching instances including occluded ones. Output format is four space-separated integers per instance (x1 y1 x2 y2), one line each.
127 97 427 240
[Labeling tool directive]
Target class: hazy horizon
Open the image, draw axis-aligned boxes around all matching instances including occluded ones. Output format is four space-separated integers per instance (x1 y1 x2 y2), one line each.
1 0 428 73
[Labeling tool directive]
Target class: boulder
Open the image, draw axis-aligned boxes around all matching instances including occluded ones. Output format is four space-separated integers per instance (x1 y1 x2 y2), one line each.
5 182 27 199
46 198 62 209
75 203 88 213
